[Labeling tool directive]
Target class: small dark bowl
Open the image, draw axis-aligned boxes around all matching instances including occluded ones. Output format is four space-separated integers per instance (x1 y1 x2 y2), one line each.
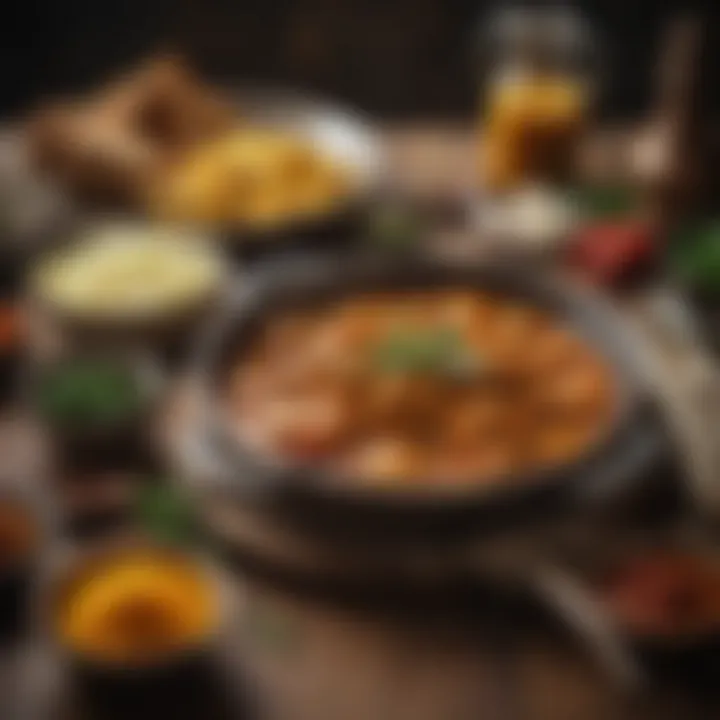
548 532 720 689
626 631 720 689
27 219 229 366
609 553 720 688
222 200 373 267
45 541 232 717
35 290 224 370
191 255 659 544
27 352 165 473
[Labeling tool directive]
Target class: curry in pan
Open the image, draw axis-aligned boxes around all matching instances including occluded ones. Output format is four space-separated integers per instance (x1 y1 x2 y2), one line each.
227 290 614 487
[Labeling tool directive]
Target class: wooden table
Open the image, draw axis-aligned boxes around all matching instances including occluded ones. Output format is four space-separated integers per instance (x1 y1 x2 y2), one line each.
4 126 720 720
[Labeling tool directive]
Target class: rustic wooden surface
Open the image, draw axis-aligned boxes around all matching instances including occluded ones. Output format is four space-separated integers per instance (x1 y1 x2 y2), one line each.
2 126 720 720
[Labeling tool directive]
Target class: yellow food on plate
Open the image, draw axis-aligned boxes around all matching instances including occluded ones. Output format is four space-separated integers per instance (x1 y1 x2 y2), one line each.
55 549 218 664
32 224 223 318
149 128 351 228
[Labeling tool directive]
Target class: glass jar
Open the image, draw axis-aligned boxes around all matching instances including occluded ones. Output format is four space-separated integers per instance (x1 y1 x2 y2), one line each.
478 6 596 194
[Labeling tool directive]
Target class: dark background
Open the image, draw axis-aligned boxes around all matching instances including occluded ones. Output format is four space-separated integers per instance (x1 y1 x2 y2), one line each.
0 0 706 122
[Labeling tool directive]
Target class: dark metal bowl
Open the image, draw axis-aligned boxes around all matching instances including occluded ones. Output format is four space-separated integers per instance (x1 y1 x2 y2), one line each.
191 256 662 543
589 538 720 688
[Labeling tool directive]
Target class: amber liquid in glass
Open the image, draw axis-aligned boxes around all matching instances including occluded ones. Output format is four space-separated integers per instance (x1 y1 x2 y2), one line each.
481 72 587 192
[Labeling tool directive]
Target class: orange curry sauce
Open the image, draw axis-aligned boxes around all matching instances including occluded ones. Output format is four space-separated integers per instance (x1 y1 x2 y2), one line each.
228 291 613 487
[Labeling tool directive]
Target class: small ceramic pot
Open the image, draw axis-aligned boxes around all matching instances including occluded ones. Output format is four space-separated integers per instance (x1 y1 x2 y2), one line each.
542 534 720 690
27 351 165 473
27 217 230 371
44 540 234 718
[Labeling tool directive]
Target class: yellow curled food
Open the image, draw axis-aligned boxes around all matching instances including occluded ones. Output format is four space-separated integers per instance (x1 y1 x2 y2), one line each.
150 127 351 228
56 549 218 664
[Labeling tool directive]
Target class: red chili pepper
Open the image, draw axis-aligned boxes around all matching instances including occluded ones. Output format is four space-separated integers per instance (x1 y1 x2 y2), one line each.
566 221 656 284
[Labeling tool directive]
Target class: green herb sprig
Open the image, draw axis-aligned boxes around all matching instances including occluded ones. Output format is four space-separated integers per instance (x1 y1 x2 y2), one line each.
570 184 639 222
670 220 720 293
36 360 143 429
367 203 424 252
372 325 482 380
136 482 197 547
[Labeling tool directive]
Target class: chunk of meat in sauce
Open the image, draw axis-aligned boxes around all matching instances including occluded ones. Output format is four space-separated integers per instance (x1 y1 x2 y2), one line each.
533 357 611 418
431 441 519 483
431 292 495 330
524 327 586 373
528 422 596 465
442 396 517 449
344 436 425 484
363 374 455 432
241 393 353 460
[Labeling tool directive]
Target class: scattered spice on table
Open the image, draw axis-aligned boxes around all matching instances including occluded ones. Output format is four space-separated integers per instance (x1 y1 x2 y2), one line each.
0 304 23 354
0 502 37 568
136 482 197 546
243 597 300 657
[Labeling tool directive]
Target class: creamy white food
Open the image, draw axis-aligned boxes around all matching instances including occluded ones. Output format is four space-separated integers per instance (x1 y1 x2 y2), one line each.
33 224 223 318
477 185 576 252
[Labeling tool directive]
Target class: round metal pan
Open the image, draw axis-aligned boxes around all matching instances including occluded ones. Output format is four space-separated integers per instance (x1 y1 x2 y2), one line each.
190 255 663 543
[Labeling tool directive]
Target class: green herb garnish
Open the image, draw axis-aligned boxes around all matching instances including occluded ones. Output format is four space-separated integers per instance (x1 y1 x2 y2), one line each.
136 482 197 546
670 220 720 293
367 204 423 251
243 599 299 656
372 325 482 379
36 359 144 429
570 184 639 221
